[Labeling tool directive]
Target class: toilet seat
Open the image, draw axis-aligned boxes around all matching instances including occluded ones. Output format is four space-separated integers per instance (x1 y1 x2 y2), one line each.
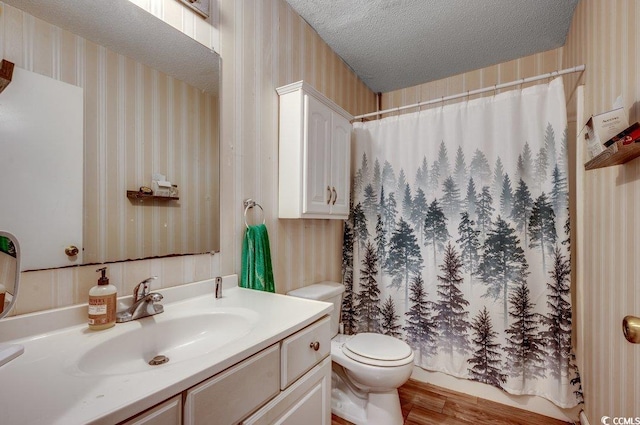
342 333 413 367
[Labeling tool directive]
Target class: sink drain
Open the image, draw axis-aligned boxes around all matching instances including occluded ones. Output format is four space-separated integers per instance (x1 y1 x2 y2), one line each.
148 355 169 366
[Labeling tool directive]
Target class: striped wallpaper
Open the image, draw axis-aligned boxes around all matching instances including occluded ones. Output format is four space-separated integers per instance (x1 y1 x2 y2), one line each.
5 1 634 422
562 0 640 422
217 0 376 294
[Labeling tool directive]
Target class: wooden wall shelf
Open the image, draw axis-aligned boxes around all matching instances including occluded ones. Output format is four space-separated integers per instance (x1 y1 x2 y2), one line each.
584 141 640 170
127 191 179 201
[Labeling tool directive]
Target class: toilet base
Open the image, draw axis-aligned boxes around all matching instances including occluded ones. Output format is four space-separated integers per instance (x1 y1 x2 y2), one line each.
331 365 404 425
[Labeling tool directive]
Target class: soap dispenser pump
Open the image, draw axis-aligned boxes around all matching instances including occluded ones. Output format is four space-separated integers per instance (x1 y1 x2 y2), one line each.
88 267 117 330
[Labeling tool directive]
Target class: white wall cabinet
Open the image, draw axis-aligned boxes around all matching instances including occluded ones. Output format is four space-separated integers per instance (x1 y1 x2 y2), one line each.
277 81 353 219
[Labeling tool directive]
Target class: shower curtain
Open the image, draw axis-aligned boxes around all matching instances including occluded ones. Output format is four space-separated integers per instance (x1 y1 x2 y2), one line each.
342 77 582 407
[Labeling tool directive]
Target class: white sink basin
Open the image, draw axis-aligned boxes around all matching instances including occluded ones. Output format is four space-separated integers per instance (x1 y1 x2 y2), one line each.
70 309 259 376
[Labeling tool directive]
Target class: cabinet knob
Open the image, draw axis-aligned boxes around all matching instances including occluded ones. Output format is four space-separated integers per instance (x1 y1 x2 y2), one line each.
326 186 332 204
65 245 79 256
309 341 320 351
331 187 337 205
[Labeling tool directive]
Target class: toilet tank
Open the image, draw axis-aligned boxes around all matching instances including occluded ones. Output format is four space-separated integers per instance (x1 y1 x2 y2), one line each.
287 281 344 337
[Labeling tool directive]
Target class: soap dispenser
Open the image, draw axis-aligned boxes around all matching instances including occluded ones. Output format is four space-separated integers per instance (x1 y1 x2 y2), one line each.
88 267 117 330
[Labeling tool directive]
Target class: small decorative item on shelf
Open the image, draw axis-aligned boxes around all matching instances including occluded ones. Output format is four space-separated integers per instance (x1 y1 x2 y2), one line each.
170 185 179 198
151 173 174 197
152 181 172 197
580 105 640 170
604 122 640 147
582 107 629 160
139 186 153 195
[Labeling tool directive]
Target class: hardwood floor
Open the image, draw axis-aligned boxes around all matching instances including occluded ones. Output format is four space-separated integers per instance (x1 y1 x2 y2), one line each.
331 379 572 425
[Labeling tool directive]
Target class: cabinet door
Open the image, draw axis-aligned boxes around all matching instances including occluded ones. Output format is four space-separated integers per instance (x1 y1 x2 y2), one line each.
302 95 332 215
184 344 280 425
120 395 182 425
243 357 331 425
0 67 83 270
329 113 351 218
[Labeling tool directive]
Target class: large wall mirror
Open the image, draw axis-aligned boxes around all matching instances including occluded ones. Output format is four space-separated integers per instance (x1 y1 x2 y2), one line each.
1 0 220 270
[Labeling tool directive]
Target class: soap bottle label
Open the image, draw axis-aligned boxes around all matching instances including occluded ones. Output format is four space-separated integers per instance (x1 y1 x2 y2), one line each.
88 293 116 325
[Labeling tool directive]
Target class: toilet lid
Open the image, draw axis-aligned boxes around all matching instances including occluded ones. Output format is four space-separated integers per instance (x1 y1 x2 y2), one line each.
342 333 413 366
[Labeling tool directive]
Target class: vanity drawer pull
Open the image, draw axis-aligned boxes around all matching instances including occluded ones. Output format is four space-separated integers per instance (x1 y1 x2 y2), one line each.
309 341 320 351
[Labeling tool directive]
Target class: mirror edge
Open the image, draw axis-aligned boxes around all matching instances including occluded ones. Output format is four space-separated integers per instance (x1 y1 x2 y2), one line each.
0 230 20 319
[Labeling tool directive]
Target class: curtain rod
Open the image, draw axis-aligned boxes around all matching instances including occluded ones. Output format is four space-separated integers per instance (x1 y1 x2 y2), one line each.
353 64 586 120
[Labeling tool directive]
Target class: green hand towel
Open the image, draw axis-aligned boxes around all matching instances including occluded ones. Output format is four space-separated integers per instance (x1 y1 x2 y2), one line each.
241 224 275 292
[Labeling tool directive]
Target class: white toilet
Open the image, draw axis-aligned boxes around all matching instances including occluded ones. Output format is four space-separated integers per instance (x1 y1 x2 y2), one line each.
288 282 414 425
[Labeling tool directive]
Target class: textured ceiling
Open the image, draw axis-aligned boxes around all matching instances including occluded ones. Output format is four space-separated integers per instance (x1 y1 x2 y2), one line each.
285 0 579 93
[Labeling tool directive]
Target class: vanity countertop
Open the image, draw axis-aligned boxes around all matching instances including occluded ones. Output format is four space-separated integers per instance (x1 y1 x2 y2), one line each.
0 278 332 425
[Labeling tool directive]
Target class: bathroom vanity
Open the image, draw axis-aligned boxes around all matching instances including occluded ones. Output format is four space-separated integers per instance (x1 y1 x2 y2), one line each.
0 278 332 425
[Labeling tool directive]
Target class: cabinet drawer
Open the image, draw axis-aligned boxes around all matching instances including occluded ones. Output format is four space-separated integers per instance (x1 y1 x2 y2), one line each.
280 316 330 389
243 357 331 425
119 395 182 425
184 344 280 425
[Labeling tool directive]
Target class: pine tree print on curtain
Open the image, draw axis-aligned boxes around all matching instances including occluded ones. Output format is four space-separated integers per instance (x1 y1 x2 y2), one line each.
468 306 506 388
345 78 581 408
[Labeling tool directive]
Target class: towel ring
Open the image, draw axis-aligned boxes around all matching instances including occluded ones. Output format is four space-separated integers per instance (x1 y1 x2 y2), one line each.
243 199 265 228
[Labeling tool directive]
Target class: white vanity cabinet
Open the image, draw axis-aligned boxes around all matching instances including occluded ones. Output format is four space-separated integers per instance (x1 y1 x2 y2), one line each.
0 282 334 425
120 316 331 425
277 81 353 220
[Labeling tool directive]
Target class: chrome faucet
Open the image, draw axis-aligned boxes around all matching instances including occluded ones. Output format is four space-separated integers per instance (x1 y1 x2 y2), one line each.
116 276 163 323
